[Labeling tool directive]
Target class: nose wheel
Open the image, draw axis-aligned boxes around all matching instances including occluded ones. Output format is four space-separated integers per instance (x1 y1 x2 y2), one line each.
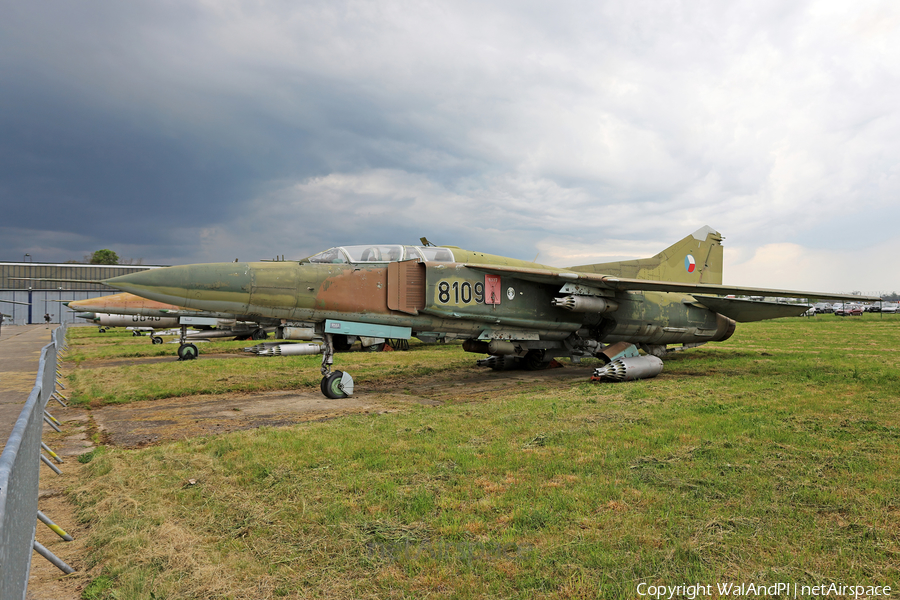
321 370 354 399
176 324 198 361
320 333 354 398
178 343 198 361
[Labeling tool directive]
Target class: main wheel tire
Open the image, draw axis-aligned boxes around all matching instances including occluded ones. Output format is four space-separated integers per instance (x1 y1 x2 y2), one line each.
151 336 163 345
251 328 267 340
333 335 353 352
321 371 348 399
522 349 550 371
177 343 199 361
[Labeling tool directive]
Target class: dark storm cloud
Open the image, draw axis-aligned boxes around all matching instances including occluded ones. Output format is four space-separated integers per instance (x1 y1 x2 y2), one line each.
1 86 255 229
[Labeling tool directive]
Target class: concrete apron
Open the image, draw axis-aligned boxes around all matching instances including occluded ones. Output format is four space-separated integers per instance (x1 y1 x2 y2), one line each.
0 324 61 445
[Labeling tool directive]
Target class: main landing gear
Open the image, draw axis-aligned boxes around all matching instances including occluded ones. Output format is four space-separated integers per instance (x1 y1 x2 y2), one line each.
320 333 354 399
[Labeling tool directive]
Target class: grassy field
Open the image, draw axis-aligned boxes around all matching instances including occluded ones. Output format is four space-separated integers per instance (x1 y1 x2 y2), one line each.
64 329 480 405
65 316 900 598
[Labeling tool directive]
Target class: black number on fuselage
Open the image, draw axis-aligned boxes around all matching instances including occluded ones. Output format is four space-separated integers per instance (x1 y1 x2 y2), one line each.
437 279 485 305
438 281 451 303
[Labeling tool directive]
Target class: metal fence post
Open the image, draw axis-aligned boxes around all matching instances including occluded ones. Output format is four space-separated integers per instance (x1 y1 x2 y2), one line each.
37 510 73 542
32 540 74 575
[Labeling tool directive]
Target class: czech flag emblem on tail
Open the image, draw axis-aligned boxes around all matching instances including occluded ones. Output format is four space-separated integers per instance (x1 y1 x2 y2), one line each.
685 254 696 273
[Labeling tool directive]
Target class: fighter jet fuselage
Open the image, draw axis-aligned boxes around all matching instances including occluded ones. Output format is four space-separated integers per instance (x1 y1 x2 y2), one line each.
103 229 877 397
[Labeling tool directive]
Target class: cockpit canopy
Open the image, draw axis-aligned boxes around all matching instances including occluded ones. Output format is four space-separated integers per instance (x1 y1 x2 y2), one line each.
306 245 456 264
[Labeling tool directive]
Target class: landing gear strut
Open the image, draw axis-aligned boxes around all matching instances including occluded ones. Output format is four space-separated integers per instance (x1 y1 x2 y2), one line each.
320 333 354 398
176 324 198 361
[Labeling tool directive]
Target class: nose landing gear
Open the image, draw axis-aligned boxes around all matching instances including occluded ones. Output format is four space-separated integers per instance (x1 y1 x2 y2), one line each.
321 370 354 398
320 333 354 398
176 324 198 361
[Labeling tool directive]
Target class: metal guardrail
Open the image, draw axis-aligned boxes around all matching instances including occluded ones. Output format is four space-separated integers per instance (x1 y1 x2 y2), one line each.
0 323 73 599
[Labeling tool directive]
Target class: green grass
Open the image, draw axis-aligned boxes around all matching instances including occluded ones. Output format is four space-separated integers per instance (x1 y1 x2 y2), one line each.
66 316 900 598
65 327 259 361
64 327 473 406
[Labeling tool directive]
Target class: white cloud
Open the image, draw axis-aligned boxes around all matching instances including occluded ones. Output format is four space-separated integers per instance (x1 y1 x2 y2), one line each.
727 240 898 295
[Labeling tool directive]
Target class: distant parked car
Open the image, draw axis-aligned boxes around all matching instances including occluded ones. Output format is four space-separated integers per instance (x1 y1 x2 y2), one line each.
881 303 900 314
813 302 833 314
835 304 863 316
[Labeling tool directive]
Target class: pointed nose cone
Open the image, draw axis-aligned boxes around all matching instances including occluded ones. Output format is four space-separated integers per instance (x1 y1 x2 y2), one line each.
105 264 253 314
67 296 115 311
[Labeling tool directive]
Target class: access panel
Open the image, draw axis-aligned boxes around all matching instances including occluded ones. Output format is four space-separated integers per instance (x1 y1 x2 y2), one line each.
387 260 426 315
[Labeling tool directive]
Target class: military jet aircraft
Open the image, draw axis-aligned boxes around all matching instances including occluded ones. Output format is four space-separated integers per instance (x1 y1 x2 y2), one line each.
65 293 273 348
0 299 31 306
0 299 30 335
102 226 877 398
63 292 391 356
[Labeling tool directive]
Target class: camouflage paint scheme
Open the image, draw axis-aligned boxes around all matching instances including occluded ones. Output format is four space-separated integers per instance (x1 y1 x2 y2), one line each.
568 225 724 284
66 292 278 338
103 227 877 390
68 293 185 318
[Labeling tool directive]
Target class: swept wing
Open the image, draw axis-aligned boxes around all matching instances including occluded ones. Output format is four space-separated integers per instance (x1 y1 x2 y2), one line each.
461 263 877 323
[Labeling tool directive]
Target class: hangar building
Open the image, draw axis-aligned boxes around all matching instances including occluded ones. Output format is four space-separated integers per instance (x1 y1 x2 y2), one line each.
0 262 166 325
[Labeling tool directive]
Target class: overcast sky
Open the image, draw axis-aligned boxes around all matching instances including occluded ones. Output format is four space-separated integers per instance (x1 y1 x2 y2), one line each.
1 1 897 294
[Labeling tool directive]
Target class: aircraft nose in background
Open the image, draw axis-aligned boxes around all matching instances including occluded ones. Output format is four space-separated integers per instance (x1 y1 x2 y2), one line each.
105 266 192 305
105 263 254 313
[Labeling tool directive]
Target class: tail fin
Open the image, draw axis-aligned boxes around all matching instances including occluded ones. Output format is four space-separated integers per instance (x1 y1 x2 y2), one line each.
568 226 724 284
